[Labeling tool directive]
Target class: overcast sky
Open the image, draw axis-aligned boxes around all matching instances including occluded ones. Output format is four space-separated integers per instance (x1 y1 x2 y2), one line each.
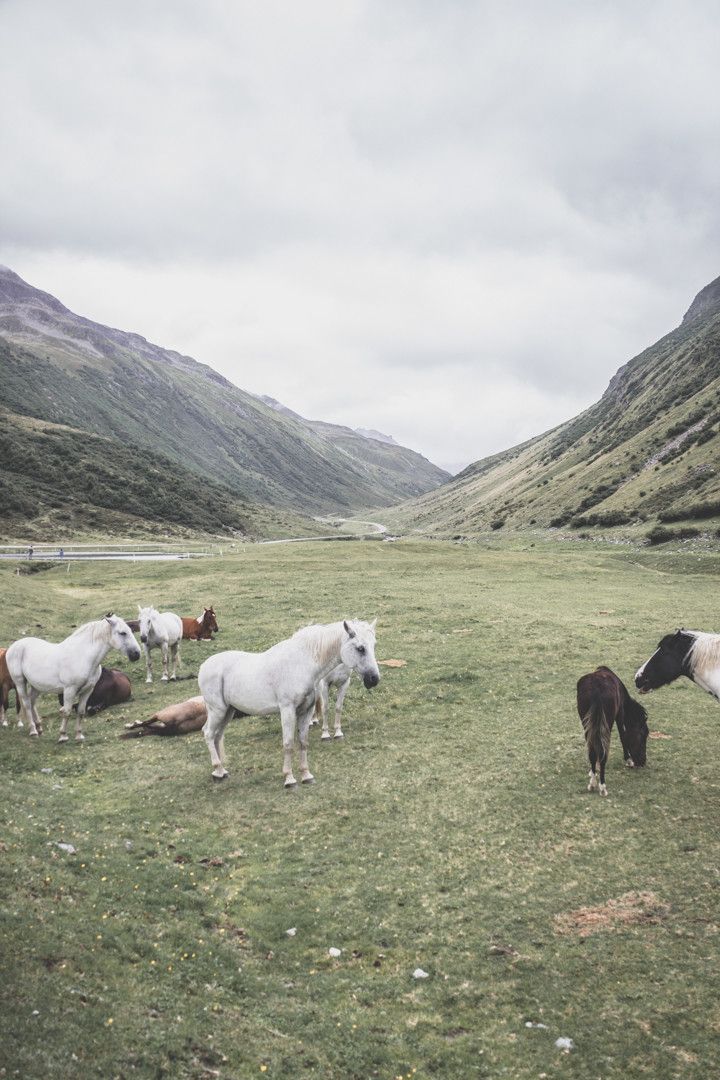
2 0 719 473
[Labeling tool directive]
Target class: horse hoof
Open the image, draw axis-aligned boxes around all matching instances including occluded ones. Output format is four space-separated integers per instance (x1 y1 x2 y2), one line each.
212 772 229 782
333 732 344 740
599 784 608 797
161 675 169 682
76 734 85 742
58 734 69 743
30 730 40 738
284 777 298 788
321 733 332 741
145 678 153 684
301 774 315 784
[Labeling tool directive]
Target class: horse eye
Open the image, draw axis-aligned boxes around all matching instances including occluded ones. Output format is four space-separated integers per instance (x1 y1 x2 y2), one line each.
357 644 366 654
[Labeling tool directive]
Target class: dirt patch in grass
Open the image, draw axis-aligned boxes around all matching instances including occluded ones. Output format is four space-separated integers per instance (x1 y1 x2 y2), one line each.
649 731 672 739
554 891 670 937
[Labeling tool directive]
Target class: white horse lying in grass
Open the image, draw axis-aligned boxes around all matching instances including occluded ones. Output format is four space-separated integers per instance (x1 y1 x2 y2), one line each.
137 606 183 683
312 662 352 740
6 614 140 742
198 619 379 786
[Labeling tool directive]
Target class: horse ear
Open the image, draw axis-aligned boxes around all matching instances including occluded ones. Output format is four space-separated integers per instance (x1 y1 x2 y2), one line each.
105 612 114 622
138 604 142 613
370 618 377 631
343 620 356 638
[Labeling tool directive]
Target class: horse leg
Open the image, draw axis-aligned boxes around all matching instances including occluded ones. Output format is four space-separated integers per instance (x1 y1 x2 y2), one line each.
160 642 170 681
14 678 37 735
319 682 332 741
74 686 95 742
169 642 179 680
0 685 7 727
203 706 232 780
29 688 43 736
143 642 153 683
333 677 351 739
598 752 608 797
280 705 298 787
587 747 598 792
298 700 316 784
58 686 78 742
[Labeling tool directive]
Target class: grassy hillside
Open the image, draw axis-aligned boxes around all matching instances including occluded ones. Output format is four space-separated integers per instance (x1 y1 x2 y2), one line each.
386 276 720 542
1 538 719 1077
0 410 329 542
0 268 448 516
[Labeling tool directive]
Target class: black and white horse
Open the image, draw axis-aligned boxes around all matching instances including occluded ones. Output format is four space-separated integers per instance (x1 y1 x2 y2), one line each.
577 666 648 796
635 630 720 700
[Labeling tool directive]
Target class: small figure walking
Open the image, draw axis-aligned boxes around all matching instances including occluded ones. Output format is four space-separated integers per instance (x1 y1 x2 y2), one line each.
27 545 33 560
58 548 64 559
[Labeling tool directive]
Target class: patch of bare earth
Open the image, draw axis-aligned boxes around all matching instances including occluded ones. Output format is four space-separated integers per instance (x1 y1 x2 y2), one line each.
554 891 670 937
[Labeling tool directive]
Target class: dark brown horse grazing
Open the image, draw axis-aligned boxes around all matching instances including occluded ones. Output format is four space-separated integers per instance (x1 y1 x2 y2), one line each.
576 666 649 796
181 607 219 641
57 667 132 715
1 647 19 727
120 696 207 738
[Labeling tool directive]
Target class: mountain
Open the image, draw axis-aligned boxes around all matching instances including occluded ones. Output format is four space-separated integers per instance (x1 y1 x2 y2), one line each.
385 275 720 539
0 267 449 536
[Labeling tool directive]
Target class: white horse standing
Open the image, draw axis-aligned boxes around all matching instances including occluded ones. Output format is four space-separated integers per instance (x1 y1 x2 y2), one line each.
312 662 352 740
137 606 183 683
198 619 380 786
6 614 140 742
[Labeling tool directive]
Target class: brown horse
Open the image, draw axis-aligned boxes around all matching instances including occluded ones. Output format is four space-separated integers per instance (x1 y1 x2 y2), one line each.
181 607 219 641
121 696 207 738
576 666 648 796
1 647 19 727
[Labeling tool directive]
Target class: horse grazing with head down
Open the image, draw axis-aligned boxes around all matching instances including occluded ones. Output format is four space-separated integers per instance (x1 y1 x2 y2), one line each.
198 619 380 787
576 666 648 796
6 615 140 741
635 629 720 701
137 606 183 683
181 607 219 641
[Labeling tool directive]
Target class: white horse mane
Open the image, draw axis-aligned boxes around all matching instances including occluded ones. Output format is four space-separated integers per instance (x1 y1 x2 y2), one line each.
687 631 720 674
292 622 347 667
68 618 113 644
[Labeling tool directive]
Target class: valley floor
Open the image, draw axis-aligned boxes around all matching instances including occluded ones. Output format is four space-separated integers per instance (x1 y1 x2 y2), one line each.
1 537 719 1079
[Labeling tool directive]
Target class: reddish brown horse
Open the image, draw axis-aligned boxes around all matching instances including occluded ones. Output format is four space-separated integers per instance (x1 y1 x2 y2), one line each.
1 647 19 727
576 666 648 796
181 607 219 641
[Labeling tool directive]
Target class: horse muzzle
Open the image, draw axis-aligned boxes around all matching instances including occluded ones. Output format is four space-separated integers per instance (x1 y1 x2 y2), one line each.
363 672 380 689
128 647 141 662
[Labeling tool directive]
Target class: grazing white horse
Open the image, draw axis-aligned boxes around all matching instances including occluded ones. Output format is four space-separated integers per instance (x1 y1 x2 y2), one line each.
198 619 380 786
137 606 183 683
6 615 140 742
312 662 352 740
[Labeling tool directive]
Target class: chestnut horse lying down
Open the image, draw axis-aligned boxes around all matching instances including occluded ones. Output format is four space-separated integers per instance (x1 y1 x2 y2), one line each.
121 695 207 738
1 647 19 727
57 667 131 715
182 607 219 641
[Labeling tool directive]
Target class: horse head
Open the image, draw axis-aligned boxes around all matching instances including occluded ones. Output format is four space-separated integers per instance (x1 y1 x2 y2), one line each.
203 607 219 634
340 619 380 689
622 697 649 766
137 605 159 645
105 614 141 662
635 630 695 694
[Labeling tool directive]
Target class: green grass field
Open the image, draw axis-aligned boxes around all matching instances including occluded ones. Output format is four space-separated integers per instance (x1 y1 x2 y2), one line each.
1 538 719 1079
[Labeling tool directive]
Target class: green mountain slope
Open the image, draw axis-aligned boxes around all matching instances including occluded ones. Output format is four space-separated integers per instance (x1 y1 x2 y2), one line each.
0 410 328 542
386 275 720 539
0 267 449 517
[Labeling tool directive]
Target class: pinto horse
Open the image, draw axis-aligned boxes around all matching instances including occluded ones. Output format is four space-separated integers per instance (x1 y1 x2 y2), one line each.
199 619 380 787
577 666 648 796
181 607 219 641
635 629 720 700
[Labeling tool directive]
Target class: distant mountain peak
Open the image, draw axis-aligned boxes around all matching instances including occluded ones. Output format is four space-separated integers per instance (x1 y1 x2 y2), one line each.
355 427 399 446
